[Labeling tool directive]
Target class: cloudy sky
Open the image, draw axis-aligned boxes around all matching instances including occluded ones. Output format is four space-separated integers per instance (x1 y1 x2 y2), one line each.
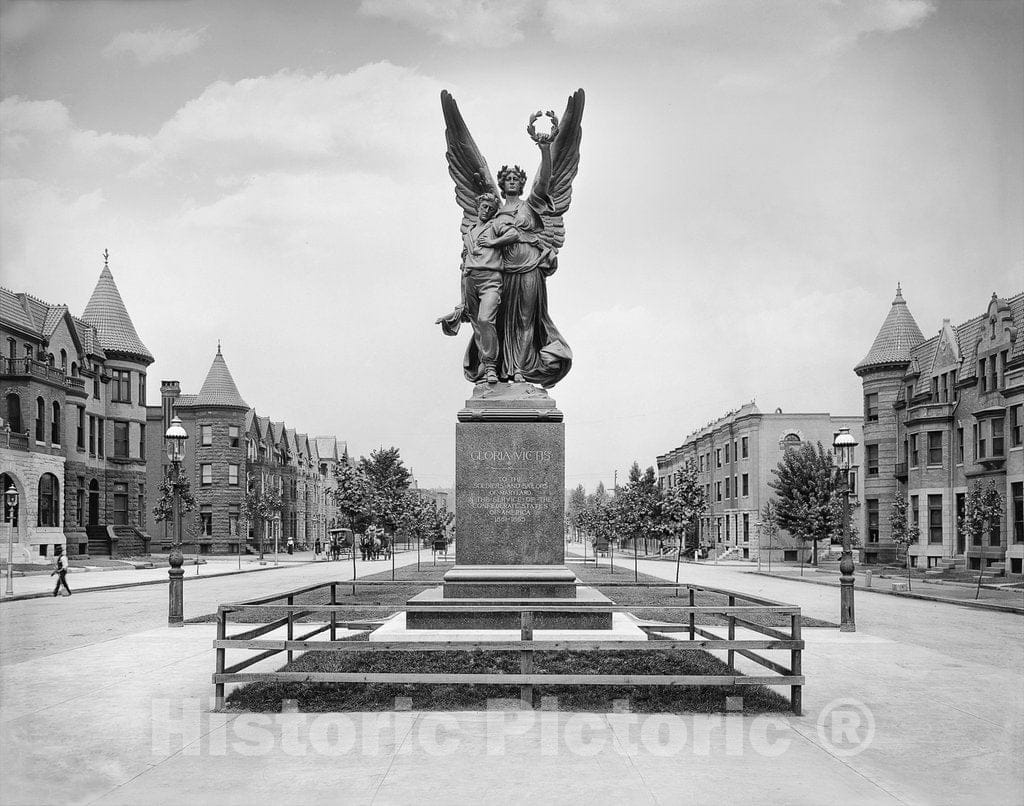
2 0 1021 490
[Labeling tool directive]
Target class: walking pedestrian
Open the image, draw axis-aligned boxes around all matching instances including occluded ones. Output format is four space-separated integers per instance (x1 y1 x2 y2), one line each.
314 539 322 561
51 547 71 597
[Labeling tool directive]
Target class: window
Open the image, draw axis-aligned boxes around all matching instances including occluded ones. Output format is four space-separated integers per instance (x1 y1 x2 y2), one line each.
783 433 801 448
930 377 938 401
201 425 213 446
113 482 129 526
716 481 722 502
35 396 45 442
1012 405 1023 448
97 418 104 457
725 516 730 541
1013 482 1023 544
928 495 942 544
113 421 129 458
910 434 919 466
989 509 1001 547
76 477 85 527
139 373 146 405
200 505 213 536
6 338 14 359
137 484 146 527
93 369 100 399
5 393 22 433
716 449 721 468
978 358 987 391
228 464 239 486
741 473 749 497
957 427 964 464
956 493 966 550
228 506 240 537
939 374 948 403
50 401 61 444
88 416 96 455
951 370 958 400
848 469 858 496
139 423 146 460
911 496 919 535
865 393 878 422
743 513 749 542
927 431 942 465
37 473 59 527
201 464 213 485
991 354 999 391
974 422 984 460
229 425 239 447
725 477 731 498
864 497 880 540
866 444 878 476
76 407 85 449
906 384 914 404
991 417 1004 456
110 368 131 403
725 443 730 463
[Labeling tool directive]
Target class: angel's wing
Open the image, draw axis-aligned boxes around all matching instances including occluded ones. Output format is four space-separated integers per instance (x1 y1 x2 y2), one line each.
538 88 585 253
441 90 499 236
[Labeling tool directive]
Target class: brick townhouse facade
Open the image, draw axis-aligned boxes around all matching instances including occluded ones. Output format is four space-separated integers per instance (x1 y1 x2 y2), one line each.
146 347 345 554
856 287 1024 572
656 403 863 563
1 257 153 562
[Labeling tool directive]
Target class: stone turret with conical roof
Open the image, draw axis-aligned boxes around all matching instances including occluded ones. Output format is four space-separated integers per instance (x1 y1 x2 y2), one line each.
81 251 154 365
194 343 249 409
855 284 924 564
855 284 925 375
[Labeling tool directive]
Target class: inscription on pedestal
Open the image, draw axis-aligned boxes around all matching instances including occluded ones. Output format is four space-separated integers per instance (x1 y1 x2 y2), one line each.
456 421 565 565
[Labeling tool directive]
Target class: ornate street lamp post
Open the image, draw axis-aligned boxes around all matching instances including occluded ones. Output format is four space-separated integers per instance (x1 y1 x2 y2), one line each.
165 416 188 627
5 484 19 597
833 427 858 633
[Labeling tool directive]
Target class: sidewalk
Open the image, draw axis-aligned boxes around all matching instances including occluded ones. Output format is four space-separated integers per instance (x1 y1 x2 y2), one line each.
1 549 1021 804
748 565 1024 614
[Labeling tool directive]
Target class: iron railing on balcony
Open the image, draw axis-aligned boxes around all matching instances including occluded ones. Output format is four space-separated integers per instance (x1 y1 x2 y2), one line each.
0 429 30 451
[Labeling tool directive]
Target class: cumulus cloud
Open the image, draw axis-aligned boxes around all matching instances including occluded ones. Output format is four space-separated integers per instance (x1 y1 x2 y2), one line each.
140 63 446 179
0 96 71 134
102 27 205 65
359 0 933 55
359 0 535 47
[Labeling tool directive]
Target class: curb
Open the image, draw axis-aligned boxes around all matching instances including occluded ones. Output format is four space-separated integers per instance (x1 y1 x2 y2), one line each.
748 571 1024 615
0 560 325 603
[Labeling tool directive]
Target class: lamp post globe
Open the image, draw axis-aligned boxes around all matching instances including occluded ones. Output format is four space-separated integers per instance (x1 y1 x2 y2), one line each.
833 426 859 632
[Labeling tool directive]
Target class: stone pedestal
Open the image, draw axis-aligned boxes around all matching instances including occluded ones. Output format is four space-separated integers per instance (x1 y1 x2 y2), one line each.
405 383 612 631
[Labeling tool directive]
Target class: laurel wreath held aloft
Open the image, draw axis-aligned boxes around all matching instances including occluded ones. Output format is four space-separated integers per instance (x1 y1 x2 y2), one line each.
527 110 559 144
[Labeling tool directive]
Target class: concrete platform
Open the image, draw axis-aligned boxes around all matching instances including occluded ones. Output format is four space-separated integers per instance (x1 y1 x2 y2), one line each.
370 611 648 642
405 585 614 630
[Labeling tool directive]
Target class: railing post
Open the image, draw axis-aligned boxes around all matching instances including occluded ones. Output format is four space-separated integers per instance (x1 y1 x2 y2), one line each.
330 582 337 641
688 588 695 641
520 611 534 710
215 608 226 711
790 612 802 715
287 594 294 663
727 595 736 670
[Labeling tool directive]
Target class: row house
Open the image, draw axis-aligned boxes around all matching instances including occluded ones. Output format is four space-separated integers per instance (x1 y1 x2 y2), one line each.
856 287 1023 572
146 347 343 554
1 257 153 562
656 403 863 563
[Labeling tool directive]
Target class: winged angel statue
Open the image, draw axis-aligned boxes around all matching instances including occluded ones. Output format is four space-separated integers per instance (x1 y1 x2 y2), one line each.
435 89 584 388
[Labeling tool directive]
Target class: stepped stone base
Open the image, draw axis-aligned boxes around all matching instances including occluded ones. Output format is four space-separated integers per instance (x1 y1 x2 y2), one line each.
405 585 614 630
442 565 577 598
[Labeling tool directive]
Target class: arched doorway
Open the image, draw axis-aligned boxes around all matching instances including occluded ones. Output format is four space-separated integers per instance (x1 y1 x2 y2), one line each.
88 479 100 526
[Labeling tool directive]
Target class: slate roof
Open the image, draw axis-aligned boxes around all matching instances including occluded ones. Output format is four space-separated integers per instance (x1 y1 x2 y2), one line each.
81 266 154 363
72 317 105 359
855 285 925 373
0 288 37 333
189 346 249 409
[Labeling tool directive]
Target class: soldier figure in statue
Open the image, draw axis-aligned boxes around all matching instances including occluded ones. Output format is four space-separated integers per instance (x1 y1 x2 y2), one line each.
435 89 585 388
